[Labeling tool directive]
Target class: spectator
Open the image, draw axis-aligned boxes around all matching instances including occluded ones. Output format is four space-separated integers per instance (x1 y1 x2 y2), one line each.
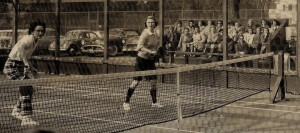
235 35 249 67
228 21 238 53
243 28 255 54
216 20 223 32
164 26 180 52
174 21 184 34
252 27 262 54
234 22 244 35
198 20 206 32
187 20 195 34
203 20 214 35
191 26 207 53
205 26 222 56
246 19 256 31
260 19 270 29
235 35 249 55
178 28 193 53
270 19 280 34
260 28 271 54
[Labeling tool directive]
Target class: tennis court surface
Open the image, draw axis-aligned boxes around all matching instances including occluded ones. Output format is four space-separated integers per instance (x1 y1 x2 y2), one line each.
2 53 298 133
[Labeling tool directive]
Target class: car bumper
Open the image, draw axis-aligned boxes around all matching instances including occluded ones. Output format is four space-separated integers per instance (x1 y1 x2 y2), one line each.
81 49 104 54
122 44 137 52
49 48 68 52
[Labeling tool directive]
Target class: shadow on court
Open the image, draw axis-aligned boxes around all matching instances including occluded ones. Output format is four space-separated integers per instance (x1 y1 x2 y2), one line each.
123 92 300 133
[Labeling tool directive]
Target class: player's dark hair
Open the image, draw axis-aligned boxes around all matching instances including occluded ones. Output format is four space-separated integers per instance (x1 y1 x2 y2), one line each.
28 19 46 35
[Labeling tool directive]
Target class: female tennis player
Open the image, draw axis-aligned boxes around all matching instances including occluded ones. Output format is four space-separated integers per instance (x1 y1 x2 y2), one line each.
123 16 163 111
3 20 46 126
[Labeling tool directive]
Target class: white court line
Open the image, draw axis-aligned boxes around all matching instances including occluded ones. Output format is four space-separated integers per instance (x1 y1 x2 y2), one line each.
146 125 203 133
236 100 300 108
33 109 203 133
226 105 300 114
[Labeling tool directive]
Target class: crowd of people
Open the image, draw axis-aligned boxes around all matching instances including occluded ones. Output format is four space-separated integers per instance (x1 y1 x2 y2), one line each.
164 19 281 57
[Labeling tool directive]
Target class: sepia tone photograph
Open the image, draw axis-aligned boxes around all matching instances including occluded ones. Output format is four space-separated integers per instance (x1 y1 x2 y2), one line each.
0 0 300 132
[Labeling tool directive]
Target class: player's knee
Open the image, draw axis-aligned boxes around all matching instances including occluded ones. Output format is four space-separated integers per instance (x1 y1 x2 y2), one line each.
130 80 139 89
150 80 157 89
19 86 33 96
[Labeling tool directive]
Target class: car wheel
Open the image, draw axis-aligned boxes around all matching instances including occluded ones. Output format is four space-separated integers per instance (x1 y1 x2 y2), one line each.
68 45 77 56
50 51 56 56
130 51 137 57
108 45 118 56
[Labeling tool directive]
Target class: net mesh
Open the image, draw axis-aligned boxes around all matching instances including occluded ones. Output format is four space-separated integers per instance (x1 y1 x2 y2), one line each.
0 53 273 133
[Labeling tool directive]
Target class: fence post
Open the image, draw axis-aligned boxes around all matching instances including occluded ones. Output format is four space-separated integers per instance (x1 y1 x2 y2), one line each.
176 70 182 131
169 51 175 64
270 51 285 103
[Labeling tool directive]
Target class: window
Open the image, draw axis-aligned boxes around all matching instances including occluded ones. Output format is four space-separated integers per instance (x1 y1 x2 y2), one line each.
288 5 293 11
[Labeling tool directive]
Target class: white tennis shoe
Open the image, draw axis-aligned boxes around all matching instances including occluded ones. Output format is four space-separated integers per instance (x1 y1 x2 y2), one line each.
123 103 130 111
152 103 163 108
21 116 39 126
11 107 23 119
11 106 39 126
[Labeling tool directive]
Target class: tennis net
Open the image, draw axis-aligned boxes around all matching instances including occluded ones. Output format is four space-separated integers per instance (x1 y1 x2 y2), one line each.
0 52 274 133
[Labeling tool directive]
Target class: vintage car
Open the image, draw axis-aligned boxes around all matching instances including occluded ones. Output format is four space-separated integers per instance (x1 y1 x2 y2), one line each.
113 28 140 55
81 29 139 57
0 30 12 55
49 30 100 56
81 30 124 57
49 30 122 56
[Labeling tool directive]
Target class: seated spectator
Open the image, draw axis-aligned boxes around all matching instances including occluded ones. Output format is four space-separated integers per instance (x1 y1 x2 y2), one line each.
190 26 207 53
178 28 193 53
228 21 238 53
246 19 256 32
235 35 249 55
164 26 180 52
234 22 244 35
203 20 214 35
260 19 270 30
260 28 271 54
187 20 195 34
252 27 262 54
174 21 184 34
216 20 223 32
198 20 206 32
243 28 255 54
235 35 250 67
205 26 222 56
270 19 280 34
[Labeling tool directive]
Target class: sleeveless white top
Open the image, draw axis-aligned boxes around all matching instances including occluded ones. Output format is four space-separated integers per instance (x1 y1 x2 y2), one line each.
9 35 37 61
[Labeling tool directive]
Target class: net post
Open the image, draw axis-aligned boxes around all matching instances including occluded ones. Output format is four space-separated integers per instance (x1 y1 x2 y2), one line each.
176 70 182 131
270 51 285 103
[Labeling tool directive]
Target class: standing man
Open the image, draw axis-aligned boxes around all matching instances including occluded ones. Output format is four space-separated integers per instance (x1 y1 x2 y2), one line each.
3 20 46 126
123 16 163 111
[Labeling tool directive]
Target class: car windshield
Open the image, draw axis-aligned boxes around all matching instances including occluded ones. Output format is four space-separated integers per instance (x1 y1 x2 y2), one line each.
44 29 56 36
65 31 79 39
124 31 139 37
0 32 12 36
109 31 124 38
